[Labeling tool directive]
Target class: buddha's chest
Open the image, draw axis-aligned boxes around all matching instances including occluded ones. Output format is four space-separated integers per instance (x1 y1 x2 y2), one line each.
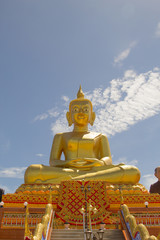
64 132 100 158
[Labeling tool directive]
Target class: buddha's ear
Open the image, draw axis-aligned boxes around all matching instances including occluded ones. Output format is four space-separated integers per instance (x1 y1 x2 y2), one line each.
66 112 72 126
90 112 96 126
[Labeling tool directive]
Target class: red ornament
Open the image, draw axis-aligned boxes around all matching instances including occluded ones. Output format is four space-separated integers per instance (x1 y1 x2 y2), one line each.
24 237 31 240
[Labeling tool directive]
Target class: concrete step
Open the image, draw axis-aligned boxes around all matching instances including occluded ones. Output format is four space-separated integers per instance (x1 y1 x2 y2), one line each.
51 229 125 240
51 229 84 239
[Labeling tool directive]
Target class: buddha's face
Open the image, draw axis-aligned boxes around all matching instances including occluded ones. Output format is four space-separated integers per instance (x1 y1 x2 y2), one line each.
70 100 92 126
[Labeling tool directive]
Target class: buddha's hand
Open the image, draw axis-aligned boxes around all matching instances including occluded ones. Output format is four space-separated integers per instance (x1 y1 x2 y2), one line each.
101 157 112 166
65 158 105 169
50 160 69 168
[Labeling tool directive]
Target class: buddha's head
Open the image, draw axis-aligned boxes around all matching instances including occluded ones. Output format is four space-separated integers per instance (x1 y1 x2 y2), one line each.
66 86 96 127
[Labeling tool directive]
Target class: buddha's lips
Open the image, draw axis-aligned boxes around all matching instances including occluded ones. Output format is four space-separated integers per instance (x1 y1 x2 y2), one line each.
77 114 86 119
78 116 85 119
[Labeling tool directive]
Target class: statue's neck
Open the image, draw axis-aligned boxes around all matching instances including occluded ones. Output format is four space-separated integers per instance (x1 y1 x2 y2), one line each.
73 125 88 132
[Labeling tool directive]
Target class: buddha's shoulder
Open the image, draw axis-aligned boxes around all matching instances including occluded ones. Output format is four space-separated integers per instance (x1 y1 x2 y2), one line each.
89 132 109 141
54 132 105 139
54 132 73 136
85 132 102 138
53 132 73 139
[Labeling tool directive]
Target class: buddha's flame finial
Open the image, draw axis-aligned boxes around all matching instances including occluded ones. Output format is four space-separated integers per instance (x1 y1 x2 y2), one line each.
77 85 84 99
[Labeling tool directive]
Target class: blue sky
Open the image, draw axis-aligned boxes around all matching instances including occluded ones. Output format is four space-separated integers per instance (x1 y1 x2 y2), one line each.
0 0 160 193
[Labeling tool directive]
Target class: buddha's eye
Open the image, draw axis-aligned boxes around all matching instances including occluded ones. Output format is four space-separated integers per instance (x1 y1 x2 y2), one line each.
73 107 79 113
83 107 89 113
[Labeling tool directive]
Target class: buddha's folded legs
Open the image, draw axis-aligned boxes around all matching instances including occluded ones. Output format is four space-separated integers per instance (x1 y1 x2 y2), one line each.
24 164 140 185
24 164 75 184
72 165 140 184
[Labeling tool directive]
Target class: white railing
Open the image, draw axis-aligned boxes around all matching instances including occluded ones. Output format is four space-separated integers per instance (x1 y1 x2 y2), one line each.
136 217 160 226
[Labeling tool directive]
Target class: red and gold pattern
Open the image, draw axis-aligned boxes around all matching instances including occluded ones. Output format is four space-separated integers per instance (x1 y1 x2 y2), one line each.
56 181 110 224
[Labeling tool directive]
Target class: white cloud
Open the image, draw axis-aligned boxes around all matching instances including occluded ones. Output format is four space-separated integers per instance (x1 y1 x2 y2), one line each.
0 167 26 179
141 174 157 191
33 109 60 122
51 67 160 137
33 113 48 122
48 108 60 118
33 106 64 122
155 22 160 38
114 41 137 65
61 95 69 102
36 153 44 157
51 110 71 135
114 157 138 166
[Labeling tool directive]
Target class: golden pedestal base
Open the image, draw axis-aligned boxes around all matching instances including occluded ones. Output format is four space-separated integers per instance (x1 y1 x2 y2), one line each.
2 181 160 229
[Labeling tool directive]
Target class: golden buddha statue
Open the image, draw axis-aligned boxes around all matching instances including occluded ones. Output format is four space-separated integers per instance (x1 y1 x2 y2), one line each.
24 86 140 185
